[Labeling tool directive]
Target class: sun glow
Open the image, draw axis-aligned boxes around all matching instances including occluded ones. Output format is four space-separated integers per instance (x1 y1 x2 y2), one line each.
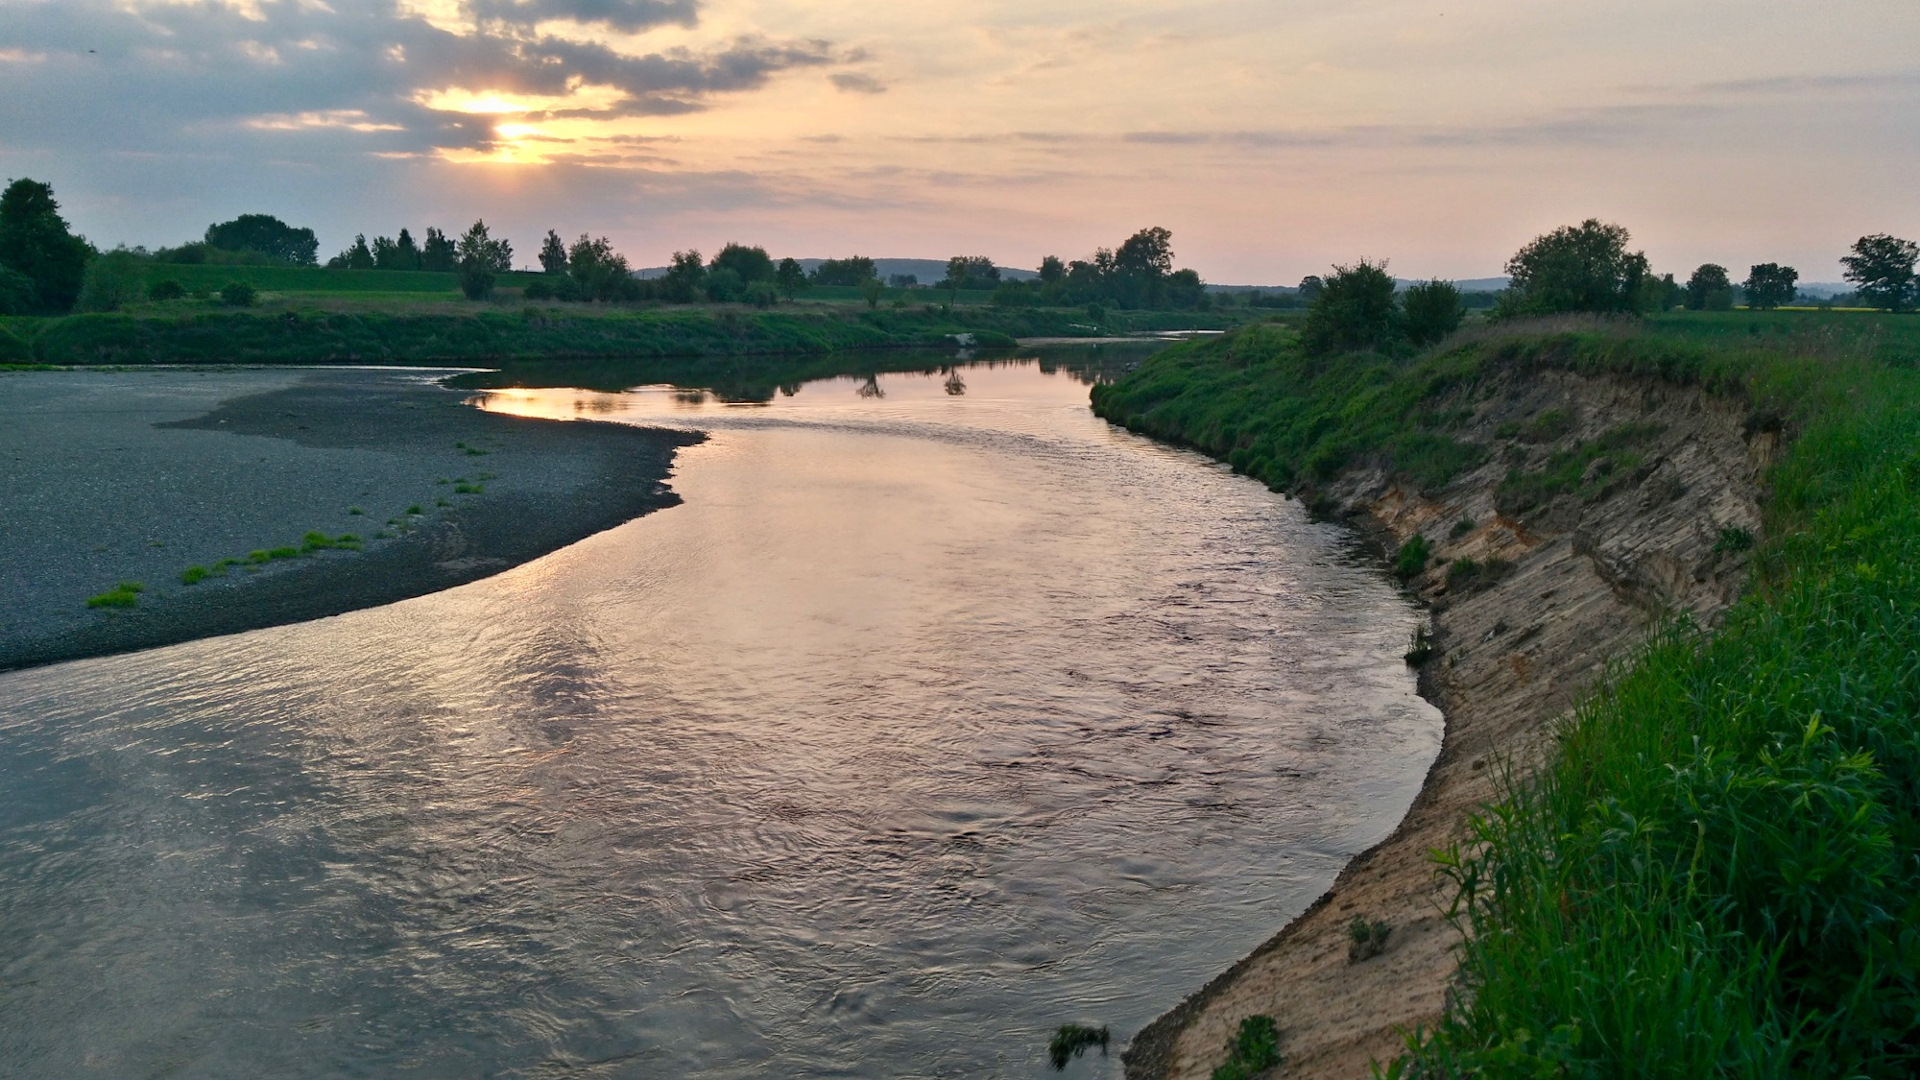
415 84 629 117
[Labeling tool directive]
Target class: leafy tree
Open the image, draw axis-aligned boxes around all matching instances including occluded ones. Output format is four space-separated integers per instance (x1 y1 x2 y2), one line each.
0 263 38 314
421 227 457 272
939 256 1000 291
660 249 706 303
76 249 148 312
710 242 775 283
776 256 807 299
1115 226 1174 279
454 220 511 300
1297 275 1325 302
1402 279 1465 345
706 267 745 303
1498 219 1650 316
539 229 568 274
1841 234 1919 312
335 234 375 271
394 227 421 270
744 281 778 308
1743 263 1799 311
1038 255 1065 284
0 178 92 313
1684 263 1733 311
1166 268 1208 311
1300 260 1400 357
1639 272 1683 313
810 256 876 286
567 234 632 301
861 277 884 308
204 213 318 266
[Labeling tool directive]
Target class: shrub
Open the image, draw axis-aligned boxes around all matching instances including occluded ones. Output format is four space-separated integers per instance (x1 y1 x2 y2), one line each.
76 250 147 312
149 278 185 301
1300 259 1399 356
1348 916 1392 962
0 323 29 362
1211 1016 1281 1080
522 277 553 300
1403 279 1465 346
1394 534 1431 580
1449 518 1477 539
1713 526 1754 553
220 280 257 307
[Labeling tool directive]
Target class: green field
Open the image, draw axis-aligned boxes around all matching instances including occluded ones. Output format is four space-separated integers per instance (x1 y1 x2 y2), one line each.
1092 310 1920 1076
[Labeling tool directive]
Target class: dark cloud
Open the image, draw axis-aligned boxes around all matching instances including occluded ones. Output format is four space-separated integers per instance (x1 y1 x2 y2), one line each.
465 0 698 33
829 72 885 94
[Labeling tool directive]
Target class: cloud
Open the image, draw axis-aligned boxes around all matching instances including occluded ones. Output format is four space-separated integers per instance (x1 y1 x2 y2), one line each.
829 71 884 94
464 0 697 32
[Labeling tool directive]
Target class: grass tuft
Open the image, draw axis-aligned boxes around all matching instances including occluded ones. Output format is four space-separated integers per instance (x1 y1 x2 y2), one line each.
85 581 144 608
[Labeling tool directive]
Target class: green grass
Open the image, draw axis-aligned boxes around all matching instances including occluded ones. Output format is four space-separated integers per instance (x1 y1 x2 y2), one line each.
1094 312 1920 1076
85 581 144 608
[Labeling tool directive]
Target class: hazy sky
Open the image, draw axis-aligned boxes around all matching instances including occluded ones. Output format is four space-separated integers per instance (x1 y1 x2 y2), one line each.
2 0 1916 282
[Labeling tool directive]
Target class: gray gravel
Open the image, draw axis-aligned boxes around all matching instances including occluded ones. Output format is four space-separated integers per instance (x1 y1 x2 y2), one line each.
0 366 696 670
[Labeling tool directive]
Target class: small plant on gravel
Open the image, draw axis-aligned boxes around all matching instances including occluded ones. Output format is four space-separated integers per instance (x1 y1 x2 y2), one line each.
348 506 365 516
1211 1015 1281 1080
1405 625 1435 667
247 549 271 564
267 546 300 560
86 582 144 608
436 497 451 507
1348 916 1392 962
454 482 483 494
1449 518 1477 540
1046 1024 1110 1071
1714 526 1754 553
181 565 210 585
1394 534 1431 580
406 505 424 515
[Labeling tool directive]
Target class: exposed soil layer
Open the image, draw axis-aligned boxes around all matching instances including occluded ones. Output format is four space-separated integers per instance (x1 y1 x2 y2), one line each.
0 368 697 672
1126 367 1777 1078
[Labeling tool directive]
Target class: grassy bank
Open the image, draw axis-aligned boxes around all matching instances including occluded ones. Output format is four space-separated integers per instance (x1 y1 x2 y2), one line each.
10 305 1120 366
1092 311 1920 1075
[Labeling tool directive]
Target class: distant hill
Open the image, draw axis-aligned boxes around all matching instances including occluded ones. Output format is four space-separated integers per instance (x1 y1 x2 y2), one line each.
1208 276 1510 293
637 258 1038 283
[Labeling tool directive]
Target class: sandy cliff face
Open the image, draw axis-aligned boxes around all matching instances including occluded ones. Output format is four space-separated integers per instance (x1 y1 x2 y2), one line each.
1126 367 1778 1079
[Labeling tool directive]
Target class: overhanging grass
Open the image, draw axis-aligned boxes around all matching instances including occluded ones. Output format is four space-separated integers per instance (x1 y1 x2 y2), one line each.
1402 358 1920 1076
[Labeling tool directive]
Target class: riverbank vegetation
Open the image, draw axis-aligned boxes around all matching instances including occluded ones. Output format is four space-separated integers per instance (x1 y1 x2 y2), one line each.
1093 228 1920 1072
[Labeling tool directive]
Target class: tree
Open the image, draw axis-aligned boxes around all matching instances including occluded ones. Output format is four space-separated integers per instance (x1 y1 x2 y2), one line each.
1166 268 1208 311
939 256 999 292
421 227 457 272
1499 219 1650 316
709 242 775 283
776 256 807 300
1841 234 1918 312
0 178 92 313
220 280 257 307
1684 264 1733 311
706 268 745 303
204 213 318 266
1297 275 1325 302
1300 260 1400 356
455 220 511 300
660 249 706 303
1639 272 1683 313
1402 279 1465 346
336 234 374 271
1038 255 1065 284
539 229 568 274
1743 263 1799 311
861 277 884 309
75 249 147 312
394 227 421 270
567 234 632 301
0 263 38 315
810 256 876 286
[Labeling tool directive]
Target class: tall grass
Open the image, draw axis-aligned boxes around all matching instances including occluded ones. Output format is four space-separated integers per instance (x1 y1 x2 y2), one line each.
1397 359 1920 1076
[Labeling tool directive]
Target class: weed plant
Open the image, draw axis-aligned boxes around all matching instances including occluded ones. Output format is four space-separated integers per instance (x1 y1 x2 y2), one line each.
1212 1016 1282 1080
1393 535 1431 580
85 581 144 608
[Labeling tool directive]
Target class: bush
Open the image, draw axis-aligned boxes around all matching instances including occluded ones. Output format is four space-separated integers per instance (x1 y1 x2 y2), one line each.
76 250 147 312
1211 1016 1281 1080
743 281 778 308
522 277 552 301
1394 534 1431 580
148 279 185 301
220 280 257 307
0 262 37 314
1300 259 1399 356
0 323 29 362
1403 279 1465 346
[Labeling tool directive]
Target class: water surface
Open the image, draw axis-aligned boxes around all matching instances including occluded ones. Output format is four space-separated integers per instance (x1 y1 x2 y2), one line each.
0 357 1439 1078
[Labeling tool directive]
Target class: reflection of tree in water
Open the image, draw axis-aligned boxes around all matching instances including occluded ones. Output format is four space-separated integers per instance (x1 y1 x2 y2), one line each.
856 375 885 399
674 390 708 405
943 370 967 396
573 396 618 414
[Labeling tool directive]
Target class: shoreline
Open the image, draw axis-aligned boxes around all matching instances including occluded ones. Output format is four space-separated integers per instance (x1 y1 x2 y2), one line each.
1124 366 1772 1077
0 367 699 673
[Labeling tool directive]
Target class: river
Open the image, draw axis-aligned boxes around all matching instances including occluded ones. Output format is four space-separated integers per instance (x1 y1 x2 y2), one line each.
0 354 1440 1078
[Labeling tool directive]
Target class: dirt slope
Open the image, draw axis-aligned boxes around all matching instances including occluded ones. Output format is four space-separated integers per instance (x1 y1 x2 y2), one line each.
1126 367 1780 1078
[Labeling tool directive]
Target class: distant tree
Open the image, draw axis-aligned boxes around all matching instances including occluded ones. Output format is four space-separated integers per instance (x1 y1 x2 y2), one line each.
148 278 185 302
706 267 745 303
0 178 92 313
939 256 1000 292
539 229 569 275
1639 272 1683 313
371 235 400 269
1743 263 1799 311
887 273 918 289
744 281 778 308
1116 226 1174 279
1402 279 1465 345
567 234 633 301
660 249 706 303
454 220 511 300
76 249 148 312
1499 219 1649 316
1166 268 1207 311
810 256 876 286
1297 275 1325 302
710 243 776 283
1038 255 1065 284
1300 260 1400 357
991 280 1036 308
776 256 808 300
861 277 884 309
337 234 375 271
394 227 421 270
1684 264 1734 311
421 227 457 272
0 263 38 314
204 213 318 266
1841 234 1919 312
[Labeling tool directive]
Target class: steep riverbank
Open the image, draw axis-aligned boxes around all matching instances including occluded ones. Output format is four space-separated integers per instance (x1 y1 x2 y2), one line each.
1118 362 1769 1076
0 367 696 671
1095 315 1920 1076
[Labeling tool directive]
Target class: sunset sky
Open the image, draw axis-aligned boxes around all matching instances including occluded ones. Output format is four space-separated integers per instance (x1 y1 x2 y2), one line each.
2 0 1916 283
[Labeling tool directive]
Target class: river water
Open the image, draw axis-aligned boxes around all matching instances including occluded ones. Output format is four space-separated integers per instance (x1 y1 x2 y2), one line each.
0 356 1440 1078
